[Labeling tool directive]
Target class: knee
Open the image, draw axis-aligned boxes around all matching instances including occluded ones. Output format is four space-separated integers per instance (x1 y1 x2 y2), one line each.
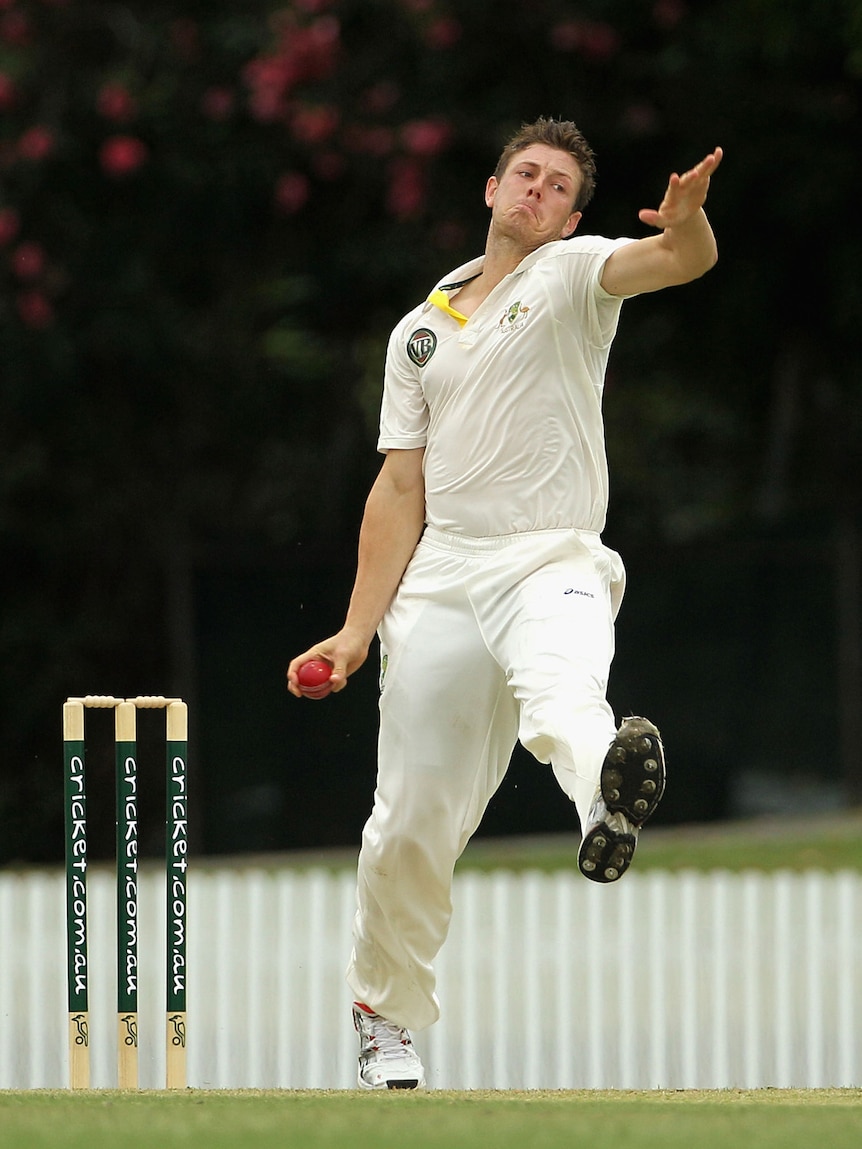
519 691 615 764
521 686 604 735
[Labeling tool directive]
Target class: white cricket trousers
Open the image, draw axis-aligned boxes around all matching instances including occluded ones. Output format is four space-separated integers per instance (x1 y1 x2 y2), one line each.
346 526 626 1031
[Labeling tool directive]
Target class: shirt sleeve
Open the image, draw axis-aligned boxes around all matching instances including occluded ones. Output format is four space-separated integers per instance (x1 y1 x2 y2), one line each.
559 236 637 349
377 318 430 453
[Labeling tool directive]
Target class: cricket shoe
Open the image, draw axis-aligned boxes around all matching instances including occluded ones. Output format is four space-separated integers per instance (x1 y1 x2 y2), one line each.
578 717 666 884
353 1002 426 1090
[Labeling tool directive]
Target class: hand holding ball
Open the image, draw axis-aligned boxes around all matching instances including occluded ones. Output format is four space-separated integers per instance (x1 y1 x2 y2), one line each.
297 659 333 699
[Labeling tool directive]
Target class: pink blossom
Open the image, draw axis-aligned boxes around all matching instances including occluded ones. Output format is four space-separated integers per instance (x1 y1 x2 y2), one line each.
274 172 310 215
12 241 46 281
401 118 451 158
16 290 54 330
18 126 56 162
97 83 137 124
305 15 340 52
0 207 20 246
243 56 298 122
99 135 149 178
244 54 297 93
243 16 340 121
295 17 340 82
386 157 426 220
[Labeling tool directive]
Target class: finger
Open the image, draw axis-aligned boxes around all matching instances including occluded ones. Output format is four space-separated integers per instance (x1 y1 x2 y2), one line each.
685 148 722 183
287 647 333 693
637 207 663 228
287 652 312 683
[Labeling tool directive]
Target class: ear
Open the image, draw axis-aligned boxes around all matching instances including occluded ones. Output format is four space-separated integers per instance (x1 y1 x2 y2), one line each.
561 211 582 239
485 175 498 209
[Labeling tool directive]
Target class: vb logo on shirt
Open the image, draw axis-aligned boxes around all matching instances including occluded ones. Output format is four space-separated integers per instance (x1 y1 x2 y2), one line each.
407 328 437 366
497 299 531 334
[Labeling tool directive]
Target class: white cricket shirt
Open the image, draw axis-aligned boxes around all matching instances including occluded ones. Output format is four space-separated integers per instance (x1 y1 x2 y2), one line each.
378 235 636 537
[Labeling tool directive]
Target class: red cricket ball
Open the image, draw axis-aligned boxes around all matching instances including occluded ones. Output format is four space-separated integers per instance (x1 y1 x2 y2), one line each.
297 659 332 699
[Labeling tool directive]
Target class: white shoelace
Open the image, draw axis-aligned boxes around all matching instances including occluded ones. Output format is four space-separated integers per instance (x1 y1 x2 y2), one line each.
588 795 637 838
363 1016 416 1063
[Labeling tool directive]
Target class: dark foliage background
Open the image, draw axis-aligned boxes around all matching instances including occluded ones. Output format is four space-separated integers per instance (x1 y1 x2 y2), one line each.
1 0 860 863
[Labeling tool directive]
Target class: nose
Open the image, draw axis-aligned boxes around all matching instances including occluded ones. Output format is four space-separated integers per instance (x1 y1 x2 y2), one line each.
526 181 541 200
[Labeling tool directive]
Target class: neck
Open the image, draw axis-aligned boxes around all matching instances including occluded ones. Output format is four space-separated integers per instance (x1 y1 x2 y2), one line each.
481 224 544 290
448 230 548 319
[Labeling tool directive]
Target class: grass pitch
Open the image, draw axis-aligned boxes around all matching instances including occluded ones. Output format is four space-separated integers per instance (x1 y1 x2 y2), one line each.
1 1089 861 1149
257 811 862 876
456 811 862 874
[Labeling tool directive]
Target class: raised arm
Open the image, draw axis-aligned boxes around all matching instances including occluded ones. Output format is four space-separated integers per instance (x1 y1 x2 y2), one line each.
286 447 426 696
600 147 723 298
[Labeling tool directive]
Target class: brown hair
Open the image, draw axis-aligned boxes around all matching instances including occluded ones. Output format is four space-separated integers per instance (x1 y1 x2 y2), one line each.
494 117 597 213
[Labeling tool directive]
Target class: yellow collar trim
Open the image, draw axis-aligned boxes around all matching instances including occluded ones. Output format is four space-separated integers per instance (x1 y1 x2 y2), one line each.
428 287 468 328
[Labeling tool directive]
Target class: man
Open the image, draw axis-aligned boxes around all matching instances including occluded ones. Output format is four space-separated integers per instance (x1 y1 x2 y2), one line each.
288 118 722 1090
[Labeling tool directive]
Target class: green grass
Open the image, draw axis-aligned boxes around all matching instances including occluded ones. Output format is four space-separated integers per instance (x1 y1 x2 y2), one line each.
454 812 862 875
1 1090 861 1149
228 812 862 878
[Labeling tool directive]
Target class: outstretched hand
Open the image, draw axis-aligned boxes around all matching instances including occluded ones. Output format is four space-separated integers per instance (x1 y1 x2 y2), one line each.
638 147 723 231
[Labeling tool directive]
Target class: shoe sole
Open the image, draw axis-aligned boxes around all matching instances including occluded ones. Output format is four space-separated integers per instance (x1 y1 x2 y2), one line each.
357 1072 424 1090
601 717 666 826
578 718 666 884
578 821 636 883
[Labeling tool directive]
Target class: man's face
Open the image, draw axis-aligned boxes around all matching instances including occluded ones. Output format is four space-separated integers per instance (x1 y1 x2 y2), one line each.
486 144 583 248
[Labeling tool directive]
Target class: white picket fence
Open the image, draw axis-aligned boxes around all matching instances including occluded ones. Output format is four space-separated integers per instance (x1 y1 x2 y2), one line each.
0 865 859 1090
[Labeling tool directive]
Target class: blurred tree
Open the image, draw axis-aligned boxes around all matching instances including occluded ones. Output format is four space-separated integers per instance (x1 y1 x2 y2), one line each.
1 0 860 861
